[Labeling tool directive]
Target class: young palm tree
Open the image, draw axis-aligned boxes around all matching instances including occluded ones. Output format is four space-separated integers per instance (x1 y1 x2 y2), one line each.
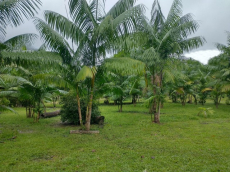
34 0 145 130
131 0 205 123
208 54 230 108
0 68 32 113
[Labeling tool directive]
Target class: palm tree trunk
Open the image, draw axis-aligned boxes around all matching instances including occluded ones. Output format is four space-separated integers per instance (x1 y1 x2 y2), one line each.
120 96 123 112
154 100 161 123
76 84 83 128
150 74 157 115
26 106 28 117
41 100 46 113
85 75 95 131
152 72 162 123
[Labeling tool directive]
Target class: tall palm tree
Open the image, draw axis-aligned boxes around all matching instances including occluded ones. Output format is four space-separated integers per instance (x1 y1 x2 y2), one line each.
34 0 145 130
131 0 205 123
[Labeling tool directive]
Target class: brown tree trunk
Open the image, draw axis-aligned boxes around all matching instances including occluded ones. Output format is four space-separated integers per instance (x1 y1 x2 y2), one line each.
161 102 164 108
76 84 83 128
53 98 56 108
149 105 155 114
150 75 157 116
41 100 46 113
132 95 136 106
120 96 123 112
154 99 161 123
190 95 193 103
154 112 160 123
85 75 95 131
215 95 219 109
151 72 162 123
26 107 28 117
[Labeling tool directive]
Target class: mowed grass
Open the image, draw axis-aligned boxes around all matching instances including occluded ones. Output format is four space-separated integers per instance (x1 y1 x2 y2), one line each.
0 102 230 172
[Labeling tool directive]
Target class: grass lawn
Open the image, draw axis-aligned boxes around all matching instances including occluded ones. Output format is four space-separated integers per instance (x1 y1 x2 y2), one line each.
0 102 230 172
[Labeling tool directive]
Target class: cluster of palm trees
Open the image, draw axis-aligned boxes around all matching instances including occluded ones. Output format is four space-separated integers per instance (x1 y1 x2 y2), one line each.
1 0 229 130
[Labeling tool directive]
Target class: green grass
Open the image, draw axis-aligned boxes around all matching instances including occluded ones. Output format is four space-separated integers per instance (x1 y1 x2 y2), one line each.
0 102 230 172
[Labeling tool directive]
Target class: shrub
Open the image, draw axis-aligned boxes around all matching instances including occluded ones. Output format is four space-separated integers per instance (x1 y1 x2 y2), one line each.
197 107 214 117
226 99 230 105
0 97 10 106
60 94 101 125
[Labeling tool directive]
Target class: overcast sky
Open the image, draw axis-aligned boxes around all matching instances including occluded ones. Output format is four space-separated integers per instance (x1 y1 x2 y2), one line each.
5 0 230 64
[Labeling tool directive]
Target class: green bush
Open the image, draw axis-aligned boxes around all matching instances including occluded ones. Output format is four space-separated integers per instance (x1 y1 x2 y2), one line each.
60 94 101 125
0 97 10 106
226 99 230 105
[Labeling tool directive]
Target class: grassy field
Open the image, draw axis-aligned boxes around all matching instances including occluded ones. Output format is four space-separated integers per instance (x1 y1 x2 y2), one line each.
0 102 230 172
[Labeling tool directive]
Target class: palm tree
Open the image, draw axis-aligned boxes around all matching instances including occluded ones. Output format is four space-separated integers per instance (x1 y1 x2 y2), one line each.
208 54 230 108
0 0 41 41
34 0 145 131
131 0 205 123
0 68 32 113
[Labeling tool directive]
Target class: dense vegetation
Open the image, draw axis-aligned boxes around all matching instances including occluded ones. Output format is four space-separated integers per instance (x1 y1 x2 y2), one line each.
0 0 230 171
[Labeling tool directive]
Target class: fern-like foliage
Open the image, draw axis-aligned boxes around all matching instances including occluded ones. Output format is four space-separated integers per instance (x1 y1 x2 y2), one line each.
0 0 41 41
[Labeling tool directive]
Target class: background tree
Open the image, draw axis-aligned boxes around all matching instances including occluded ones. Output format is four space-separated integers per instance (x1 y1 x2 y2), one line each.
131 0 205 123
34 0 145 130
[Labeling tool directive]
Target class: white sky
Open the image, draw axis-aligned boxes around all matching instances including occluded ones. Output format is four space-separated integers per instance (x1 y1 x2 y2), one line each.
5 0 230 64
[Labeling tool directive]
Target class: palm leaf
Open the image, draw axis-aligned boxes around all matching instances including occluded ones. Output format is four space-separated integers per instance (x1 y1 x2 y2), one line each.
113 4 145 36
202 88 212 92
1 51 63 67
104 57 145 76
0 74 32 87
31 74 68 88
76 66 96 82
106 0 137 19
3 34 38 51
0 90 17 97
150 0 165 29
69 0 97 32
0 105 18 114
0 0 41 40
44 10 85 44
164 0 182 29
34 18 73 64
179 36 206 52
89 0 105 21
141 47 160 67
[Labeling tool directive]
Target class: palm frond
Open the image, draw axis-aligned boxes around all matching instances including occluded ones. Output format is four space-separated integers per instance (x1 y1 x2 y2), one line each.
1 51 62 67
216 43 227 52
0 105 18 114
179 36 206 52
0 74 32 88
104 57 145 75
106 0 137 19
0 90 17 97
3 34 38 51
76 66 96 82
31 74 68 88
113 4 145 36
69 0 97 32
89 0 105 21
150 0 165 29
0 0 41 40
34 18 73 64
171 14 200 39
164 0 182 29
44 10 85 44
141 47 160 67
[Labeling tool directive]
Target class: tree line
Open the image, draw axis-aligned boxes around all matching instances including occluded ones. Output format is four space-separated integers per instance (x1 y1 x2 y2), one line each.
0 0 229 131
